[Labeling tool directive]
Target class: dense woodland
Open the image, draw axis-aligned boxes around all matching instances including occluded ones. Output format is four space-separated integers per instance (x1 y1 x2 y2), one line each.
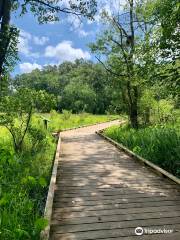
0 0 179 239
13 60 114 114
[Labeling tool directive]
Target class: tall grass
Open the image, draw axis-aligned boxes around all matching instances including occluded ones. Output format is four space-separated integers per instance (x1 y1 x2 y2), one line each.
0 113 118 239
104 124 180 177
0 124 56 239
39 111 119 132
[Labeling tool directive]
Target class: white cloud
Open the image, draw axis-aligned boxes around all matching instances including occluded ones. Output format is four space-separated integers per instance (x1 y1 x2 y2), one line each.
94 0 127 23
19 62 42 73
18 29 49 58
33 36 49 45
45 41 91 62
78 29 92 37
18 35 30 56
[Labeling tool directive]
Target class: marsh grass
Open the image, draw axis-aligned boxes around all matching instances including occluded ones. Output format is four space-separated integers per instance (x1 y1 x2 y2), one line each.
39 111 119 132
0 113 118 239
104 123 180 177
0 124 56 239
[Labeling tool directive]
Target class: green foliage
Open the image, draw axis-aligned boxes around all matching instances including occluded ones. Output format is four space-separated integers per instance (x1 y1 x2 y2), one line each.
0 25 19 93
0 113 118 239
46 112 118 132
153 99 175 123
12 0 97 23
154 0 179 59
0 88 56 152
0 121 55 239
62 109 72 120
14 60 113 114
62 82 96 113
35 90 57 112
104 123 180 177
139 90 176 125
0 89 34 152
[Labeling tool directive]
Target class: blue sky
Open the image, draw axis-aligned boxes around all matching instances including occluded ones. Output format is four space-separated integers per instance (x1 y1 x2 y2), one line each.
12 8 99 75
12 0 125 76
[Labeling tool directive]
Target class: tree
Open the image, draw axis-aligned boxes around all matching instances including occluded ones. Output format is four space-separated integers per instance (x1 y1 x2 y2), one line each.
61 82 96 113
0 88 54 152
153 0 179 60
13 60 113 114
90 0 156 128
0 0 97 94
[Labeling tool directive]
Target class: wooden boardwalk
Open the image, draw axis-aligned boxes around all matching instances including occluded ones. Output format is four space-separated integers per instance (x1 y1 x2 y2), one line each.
50 121 180 240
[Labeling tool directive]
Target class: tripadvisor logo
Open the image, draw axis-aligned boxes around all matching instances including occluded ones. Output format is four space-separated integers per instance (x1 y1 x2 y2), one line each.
135 227 143 236
135 226 174 236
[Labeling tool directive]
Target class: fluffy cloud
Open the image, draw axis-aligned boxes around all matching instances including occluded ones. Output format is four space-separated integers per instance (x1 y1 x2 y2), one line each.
18 30 49 58
33 36 49 45
45 41 91 62
93 0 127 23
19 62 42 73
78 29 92 37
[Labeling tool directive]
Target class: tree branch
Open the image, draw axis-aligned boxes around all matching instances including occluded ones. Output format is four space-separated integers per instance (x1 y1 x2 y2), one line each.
29 0 86 17
95 56 127 77
112 16 128 37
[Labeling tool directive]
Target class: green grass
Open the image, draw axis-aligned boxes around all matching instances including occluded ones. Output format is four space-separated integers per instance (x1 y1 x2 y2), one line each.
0 126 56 239
34 111 119 132
38 111 119 132
104 123 180 177
0 113 118 239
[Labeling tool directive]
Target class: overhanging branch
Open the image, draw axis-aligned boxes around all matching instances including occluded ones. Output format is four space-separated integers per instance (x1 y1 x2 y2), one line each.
29 0 89 17
95 56 127 77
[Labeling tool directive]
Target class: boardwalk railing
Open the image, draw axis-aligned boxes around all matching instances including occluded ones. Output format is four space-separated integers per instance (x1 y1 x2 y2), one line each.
96 129 180 185
41 134 61 240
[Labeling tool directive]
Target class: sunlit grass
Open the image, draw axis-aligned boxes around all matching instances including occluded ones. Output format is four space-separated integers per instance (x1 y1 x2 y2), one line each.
0 113 118 239
39 111 119 132
104 123 180 177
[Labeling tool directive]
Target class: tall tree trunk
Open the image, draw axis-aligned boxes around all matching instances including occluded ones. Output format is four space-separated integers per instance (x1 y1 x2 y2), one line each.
126 82 138 129
128 0 139 129
0 0 11 94
130 86 138 129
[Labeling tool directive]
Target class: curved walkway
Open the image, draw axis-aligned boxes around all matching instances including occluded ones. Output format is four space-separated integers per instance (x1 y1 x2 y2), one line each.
50 121 180 240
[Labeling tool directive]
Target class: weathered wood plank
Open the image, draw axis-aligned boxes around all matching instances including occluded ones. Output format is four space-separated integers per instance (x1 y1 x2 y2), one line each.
52 202 180 220
49 121 180 240
51 210 180 225
51 217 180 234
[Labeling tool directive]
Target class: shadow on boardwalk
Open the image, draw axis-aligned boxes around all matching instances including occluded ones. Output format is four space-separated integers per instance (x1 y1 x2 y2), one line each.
49 121 180 240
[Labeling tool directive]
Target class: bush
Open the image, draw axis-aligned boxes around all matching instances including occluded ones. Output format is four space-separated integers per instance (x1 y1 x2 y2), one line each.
153 99 175 123
62 109 72 120
28 126 47 154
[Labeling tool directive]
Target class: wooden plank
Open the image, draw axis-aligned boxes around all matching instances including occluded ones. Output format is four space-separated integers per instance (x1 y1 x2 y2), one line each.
53 201 180 213
51 216 180 234
49 121 180 240
55 188 180 197
99 232 180 240
54 184 179 191
55 190 180 201
51 210 180 225
53 196 180 207
53 205 180 219
53 200 180 212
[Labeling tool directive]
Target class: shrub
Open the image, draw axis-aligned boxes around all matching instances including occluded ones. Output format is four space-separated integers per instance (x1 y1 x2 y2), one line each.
62 109 72 120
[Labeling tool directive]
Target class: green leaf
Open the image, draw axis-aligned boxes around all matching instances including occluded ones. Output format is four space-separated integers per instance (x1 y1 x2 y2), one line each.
39 177 47 188
34 218 48 232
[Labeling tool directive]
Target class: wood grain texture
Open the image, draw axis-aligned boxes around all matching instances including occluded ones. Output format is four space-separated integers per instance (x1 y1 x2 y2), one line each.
49 121 180 240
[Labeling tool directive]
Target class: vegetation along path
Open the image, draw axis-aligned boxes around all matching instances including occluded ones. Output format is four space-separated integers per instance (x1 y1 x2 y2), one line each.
50 121 180 240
